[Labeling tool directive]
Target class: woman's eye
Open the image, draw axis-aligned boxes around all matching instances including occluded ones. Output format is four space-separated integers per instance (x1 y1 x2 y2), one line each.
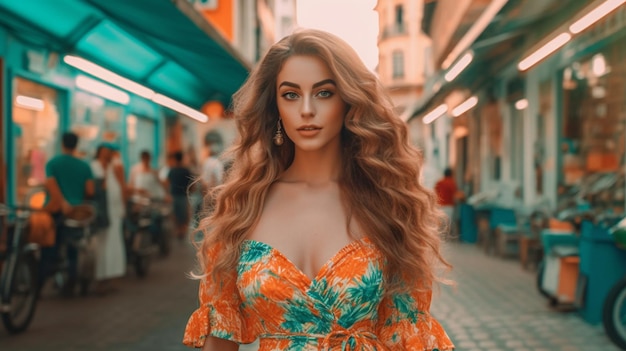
317 90 333 98
283 92 299 100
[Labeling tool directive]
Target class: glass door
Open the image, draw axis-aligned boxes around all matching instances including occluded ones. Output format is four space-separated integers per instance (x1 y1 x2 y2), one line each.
12 77 61 205
126 114 156 169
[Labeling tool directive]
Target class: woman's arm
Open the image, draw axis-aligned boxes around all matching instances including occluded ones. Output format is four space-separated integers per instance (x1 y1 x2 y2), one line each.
201 336 239 351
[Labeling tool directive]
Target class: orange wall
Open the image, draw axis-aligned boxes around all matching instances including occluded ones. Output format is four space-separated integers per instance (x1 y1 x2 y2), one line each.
201 0 234 42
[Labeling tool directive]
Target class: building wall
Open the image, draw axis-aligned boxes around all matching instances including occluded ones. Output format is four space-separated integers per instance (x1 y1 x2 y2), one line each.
273 0 297 42
256 0 297 60
234 0 258 64
197 0 235 42
377 0 429 115
194 0 259 65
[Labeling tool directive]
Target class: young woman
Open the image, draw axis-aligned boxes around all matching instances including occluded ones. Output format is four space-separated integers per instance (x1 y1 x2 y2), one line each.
90 143 126 292
184 29 454 351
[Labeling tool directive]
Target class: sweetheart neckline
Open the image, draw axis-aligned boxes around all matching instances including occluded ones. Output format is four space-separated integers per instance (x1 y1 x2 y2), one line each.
242 238 371 284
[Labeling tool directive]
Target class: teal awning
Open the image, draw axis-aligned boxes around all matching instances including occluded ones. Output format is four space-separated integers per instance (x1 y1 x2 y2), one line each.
411 0 592 120
0 0 250 109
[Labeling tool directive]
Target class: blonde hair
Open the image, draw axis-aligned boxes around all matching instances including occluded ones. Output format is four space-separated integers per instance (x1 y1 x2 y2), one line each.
194 28 450 293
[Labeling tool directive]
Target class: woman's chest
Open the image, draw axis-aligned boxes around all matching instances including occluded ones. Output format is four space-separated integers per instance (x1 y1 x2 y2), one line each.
236 239 386 330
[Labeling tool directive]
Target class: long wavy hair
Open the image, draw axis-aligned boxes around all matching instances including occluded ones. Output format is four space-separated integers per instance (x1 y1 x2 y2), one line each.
194 28 450 293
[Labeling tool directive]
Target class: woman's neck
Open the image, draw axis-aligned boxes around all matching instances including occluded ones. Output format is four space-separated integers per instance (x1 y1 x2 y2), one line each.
281 147 341 186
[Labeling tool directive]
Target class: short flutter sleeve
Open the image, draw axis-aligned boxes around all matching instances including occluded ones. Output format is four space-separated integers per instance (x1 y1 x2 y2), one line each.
183 244 255 347
376 289 454 350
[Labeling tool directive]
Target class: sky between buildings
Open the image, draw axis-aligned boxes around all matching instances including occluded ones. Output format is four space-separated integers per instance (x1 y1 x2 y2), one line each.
296 0 379 72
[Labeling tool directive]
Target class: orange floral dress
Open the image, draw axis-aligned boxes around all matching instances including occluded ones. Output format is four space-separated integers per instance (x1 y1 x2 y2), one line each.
183 238 454 350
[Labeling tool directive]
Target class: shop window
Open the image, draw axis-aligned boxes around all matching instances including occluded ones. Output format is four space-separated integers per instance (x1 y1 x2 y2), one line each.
395 4 404 32
71 91 123 159
126 114 156 169
392 50 404 79
560 44 626 213
510 106 524 193
12 77 60 204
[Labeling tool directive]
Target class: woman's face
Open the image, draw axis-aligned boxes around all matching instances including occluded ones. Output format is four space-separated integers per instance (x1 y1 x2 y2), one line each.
276 55 346 154
99 148 112 162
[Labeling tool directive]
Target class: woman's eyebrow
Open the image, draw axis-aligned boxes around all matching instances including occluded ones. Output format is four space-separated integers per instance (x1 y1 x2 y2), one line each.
278 79 336 89
312 79 336 88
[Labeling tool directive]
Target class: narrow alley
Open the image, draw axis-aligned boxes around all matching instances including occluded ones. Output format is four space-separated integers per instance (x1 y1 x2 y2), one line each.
0 240 618 351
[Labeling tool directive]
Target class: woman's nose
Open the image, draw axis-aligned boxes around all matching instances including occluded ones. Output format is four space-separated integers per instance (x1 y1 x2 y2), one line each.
300 95 315 117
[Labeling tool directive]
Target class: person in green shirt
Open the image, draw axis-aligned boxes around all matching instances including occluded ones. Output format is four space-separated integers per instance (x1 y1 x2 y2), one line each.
41 131 94 296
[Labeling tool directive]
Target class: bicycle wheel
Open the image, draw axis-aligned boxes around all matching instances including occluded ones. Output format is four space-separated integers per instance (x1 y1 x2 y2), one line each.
1 252 39 334
78 237 97 296
603 276 626 349
536 260 551 299
134 230 153 278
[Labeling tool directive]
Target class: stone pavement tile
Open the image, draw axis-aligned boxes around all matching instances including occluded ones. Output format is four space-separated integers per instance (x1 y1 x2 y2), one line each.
0 241 199 351
431 242 620 351
1 240 620 351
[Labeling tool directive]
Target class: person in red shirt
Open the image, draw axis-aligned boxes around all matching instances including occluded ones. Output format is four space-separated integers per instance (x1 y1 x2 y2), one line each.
435 168 458 237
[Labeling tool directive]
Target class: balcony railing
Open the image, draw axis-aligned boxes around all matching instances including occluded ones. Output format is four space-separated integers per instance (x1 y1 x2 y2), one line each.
382 23 407 39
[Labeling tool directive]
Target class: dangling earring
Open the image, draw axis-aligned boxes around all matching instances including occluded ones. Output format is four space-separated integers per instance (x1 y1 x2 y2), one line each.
273 119 284 146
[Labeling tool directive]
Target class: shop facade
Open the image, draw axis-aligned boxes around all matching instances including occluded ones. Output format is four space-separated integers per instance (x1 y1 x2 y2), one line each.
513 5 626 212
1 28 167 205
414 2 626 216
0 0 250 206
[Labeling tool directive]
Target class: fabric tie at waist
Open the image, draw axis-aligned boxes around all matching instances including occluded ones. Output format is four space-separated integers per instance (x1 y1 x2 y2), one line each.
261 327 387 350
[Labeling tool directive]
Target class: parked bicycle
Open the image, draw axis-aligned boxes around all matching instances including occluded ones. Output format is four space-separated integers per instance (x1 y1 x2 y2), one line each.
0 202 41 334
146 197 173 258
50 204 98 296
124 196 165 278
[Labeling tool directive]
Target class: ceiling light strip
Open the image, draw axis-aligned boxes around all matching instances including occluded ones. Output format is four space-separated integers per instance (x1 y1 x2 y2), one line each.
518 0 624 72
152 94 208 123
517 32 571 71
444 52 474 82
64 55 155 99
451 96 478 117
515 99 529 110
15 95 45 111
76 75 130 105
422 104 448 124
569 0 626 34
64 55 209 123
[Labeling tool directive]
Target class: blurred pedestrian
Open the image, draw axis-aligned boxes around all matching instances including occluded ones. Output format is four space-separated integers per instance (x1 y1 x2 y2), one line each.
183 29 453 351
158 152 175 183
198 130 224 216
42 131 94 296
165 151 193 240
90 143 126 293
435 167 459 237
128 150 166 201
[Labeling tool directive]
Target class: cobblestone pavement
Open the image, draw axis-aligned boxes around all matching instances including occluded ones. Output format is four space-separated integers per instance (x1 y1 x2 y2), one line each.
430 243 619 351
0 240 199 351
0 241 619 350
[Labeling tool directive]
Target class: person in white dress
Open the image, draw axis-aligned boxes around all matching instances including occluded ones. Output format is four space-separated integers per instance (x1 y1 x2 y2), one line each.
90 143 126 292
199 131 225 217
129 150 166 201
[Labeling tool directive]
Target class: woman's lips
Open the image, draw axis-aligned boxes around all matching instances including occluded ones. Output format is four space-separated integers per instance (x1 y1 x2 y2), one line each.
296 126 322 136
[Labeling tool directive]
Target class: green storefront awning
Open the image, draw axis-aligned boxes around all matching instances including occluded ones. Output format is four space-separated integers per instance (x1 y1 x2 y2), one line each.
0 0 250 109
